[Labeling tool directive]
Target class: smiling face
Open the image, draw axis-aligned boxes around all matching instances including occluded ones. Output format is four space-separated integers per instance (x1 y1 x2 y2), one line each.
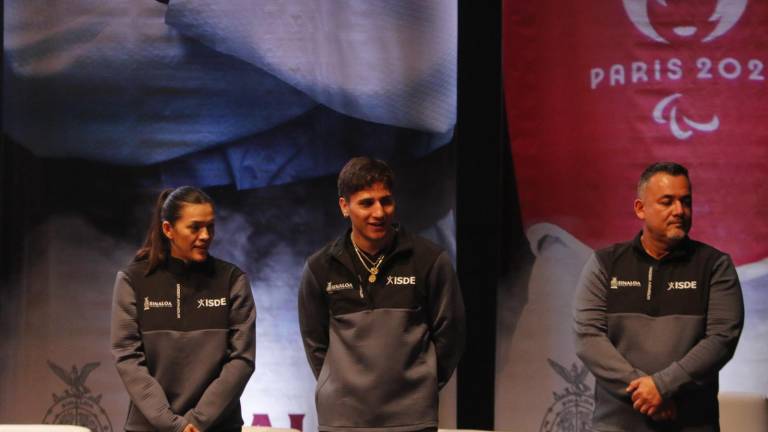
634 173 692 252
339 182 395 254
162 202 215 263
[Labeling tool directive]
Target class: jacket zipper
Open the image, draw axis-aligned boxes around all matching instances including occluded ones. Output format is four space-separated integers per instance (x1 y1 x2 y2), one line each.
352 273 367 300
176 283 182 319
646 266 653 301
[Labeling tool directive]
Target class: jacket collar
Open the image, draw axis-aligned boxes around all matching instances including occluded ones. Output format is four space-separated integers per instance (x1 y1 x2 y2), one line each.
632 230 694 262
165 255 216 277
328 224 413 271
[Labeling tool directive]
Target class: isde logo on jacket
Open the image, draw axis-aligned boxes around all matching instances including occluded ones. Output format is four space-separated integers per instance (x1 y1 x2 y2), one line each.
387 275 416 285
197 297 228 308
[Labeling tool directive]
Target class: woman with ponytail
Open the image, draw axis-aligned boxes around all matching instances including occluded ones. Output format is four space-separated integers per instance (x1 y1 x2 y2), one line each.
111 186 255 432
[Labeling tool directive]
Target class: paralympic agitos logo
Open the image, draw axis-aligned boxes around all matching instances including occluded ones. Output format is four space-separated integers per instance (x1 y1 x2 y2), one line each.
589 0 763 140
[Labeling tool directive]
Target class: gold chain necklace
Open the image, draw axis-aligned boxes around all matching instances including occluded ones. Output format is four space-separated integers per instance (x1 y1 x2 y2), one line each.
351 234 385 283
357 248 379 267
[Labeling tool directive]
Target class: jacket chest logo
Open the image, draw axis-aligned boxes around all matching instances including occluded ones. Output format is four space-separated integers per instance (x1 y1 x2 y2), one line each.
386 275 416 285
197 297 228 308
326 281 354 293
609 277 641 289
143 297 173 310
667 280 697 291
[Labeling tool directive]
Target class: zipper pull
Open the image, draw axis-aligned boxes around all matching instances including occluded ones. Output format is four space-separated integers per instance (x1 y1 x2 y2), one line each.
646 266 653 301
356 275 364 299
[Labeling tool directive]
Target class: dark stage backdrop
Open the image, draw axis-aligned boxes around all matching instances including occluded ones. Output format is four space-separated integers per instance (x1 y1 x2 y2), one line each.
498 1 768 430
1 2 458 431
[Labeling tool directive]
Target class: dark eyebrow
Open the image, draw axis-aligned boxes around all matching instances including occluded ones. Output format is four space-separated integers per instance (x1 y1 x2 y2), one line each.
658 194 691 200
189 219 215 225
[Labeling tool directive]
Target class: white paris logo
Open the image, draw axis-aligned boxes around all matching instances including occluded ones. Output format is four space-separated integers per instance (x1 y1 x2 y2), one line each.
623 0 747 43
622 0 749 140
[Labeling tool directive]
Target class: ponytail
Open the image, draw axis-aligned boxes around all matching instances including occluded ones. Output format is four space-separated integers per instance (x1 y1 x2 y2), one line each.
134 186 213 275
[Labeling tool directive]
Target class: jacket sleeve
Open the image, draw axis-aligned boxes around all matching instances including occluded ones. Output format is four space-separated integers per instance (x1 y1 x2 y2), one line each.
110 271 189 432
651 254 744 398
573 254 646 399
426 251 466 389
184 273 256 431
298 261 329 379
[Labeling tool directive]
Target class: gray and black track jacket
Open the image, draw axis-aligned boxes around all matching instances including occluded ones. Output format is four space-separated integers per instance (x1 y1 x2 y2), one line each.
298 227 466 432
111 256 256 432
574 233 743 431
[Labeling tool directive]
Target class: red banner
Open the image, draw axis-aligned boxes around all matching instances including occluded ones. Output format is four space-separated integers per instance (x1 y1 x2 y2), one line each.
505 0 768 265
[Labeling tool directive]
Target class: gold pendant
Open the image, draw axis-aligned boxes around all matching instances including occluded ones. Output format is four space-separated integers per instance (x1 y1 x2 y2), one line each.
368 274 377 283
370 267 379 275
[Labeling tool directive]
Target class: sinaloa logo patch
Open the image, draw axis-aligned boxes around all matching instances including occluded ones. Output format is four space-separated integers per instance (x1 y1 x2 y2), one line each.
326 281 354 293
198 297 227 308
386 275 416 285
144 297 173 311
610 277 642 289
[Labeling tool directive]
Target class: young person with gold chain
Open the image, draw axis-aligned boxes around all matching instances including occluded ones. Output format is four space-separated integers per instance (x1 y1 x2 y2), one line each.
298 156 466 432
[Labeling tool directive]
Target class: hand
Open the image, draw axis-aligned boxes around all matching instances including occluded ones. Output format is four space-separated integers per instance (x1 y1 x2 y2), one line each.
626 376 663 416
651 399 677 422
183 424 200 432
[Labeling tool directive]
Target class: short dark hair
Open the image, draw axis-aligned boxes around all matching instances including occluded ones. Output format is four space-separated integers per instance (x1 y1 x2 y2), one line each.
337 157 395 199
637 162 690 197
